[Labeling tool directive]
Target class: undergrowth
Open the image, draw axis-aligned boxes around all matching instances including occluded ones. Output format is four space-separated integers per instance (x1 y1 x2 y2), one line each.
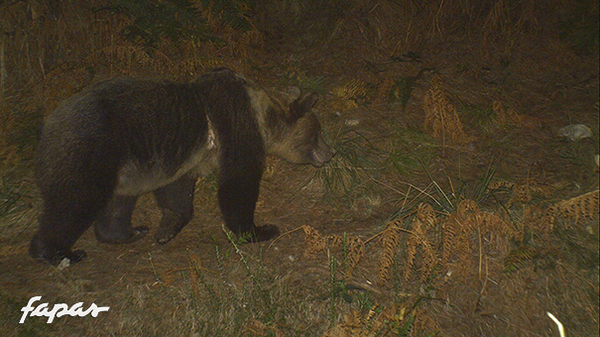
0 0 598 336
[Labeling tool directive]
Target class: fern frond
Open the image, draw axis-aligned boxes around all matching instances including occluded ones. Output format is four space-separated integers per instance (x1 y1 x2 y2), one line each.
379 219 402 282
423 75 475 146
543 190 599 229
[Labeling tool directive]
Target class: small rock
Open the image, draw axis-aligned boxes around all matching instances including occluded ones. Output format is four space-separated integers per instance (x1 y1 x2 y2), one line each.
558 124 592 141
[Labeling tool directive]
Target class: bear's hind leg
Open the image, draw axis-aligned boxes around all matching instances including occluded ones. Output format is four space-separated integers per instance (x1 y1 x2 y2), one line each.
29 202 96 266
94 195 149 244
29 232 86 266
154 175 196 244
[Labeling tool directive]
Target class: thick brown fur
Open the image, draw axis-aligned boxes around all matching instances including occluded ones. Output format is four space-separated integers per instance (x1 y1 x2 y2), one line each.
30 68 334 266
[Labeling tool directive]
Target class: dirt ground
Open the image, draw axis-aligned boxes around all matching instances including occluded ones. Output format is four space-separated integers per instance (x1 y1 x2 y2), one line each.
0 1 598 336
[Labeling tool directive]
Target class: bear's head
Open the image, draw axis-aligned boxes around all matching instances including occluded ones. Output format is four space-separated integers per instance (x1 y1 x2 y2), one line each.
252 87 335 167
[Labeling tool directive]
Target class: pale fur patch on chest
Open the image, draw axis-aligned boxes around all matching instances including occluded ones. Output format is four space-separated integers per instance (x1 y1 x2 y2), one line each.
245 84 272 143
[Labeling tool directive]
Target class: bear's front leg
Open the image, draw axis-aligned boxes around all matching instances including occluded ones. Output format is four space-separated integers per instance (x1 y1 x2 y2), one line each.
218 172 279 242
94 195 149 244
154 175 196 244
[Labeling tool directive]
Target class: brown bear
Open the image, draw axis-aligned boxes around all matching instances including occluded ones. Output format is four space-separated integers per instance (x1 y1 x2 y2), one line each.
29 68 335 266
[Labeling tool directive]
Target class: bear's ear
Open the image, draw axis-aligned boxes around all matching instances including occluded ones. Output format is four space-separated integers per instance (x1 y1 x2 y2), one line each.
290 92 319 121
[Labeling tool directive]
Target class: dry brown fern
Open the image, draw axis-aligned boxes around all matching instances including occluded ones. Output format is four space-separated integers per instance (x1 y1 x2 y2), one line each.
178 57 225 77
302 225 327 256
378 219 402 282
326 303 436 337
378 204 439 283
493 100 539 129
488 179 554 207
405 203 438 281
441 200 479 265
324 305 387 337
542 190 599 230
346 237 365 277
423 75 474 146
442 199 516 279
332 78 368 109
441 212 459 264
503 245 539 273
487 180 516 190
478 209 518 253
301 225 365 276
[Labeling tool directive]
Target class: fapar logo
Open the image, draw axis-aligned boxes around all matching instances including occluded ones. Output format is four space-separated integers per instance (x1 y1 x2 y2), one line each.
20 296 110 323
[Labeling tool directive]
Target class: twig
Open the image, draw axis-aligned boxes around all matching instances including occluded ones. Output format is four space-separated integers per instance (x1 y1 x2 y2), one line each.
266 226 305 252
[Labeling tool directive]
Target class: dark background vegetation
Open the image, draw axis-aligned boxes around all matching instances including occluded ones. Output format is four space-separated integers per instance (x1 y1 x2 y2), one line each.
0 0 598 336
